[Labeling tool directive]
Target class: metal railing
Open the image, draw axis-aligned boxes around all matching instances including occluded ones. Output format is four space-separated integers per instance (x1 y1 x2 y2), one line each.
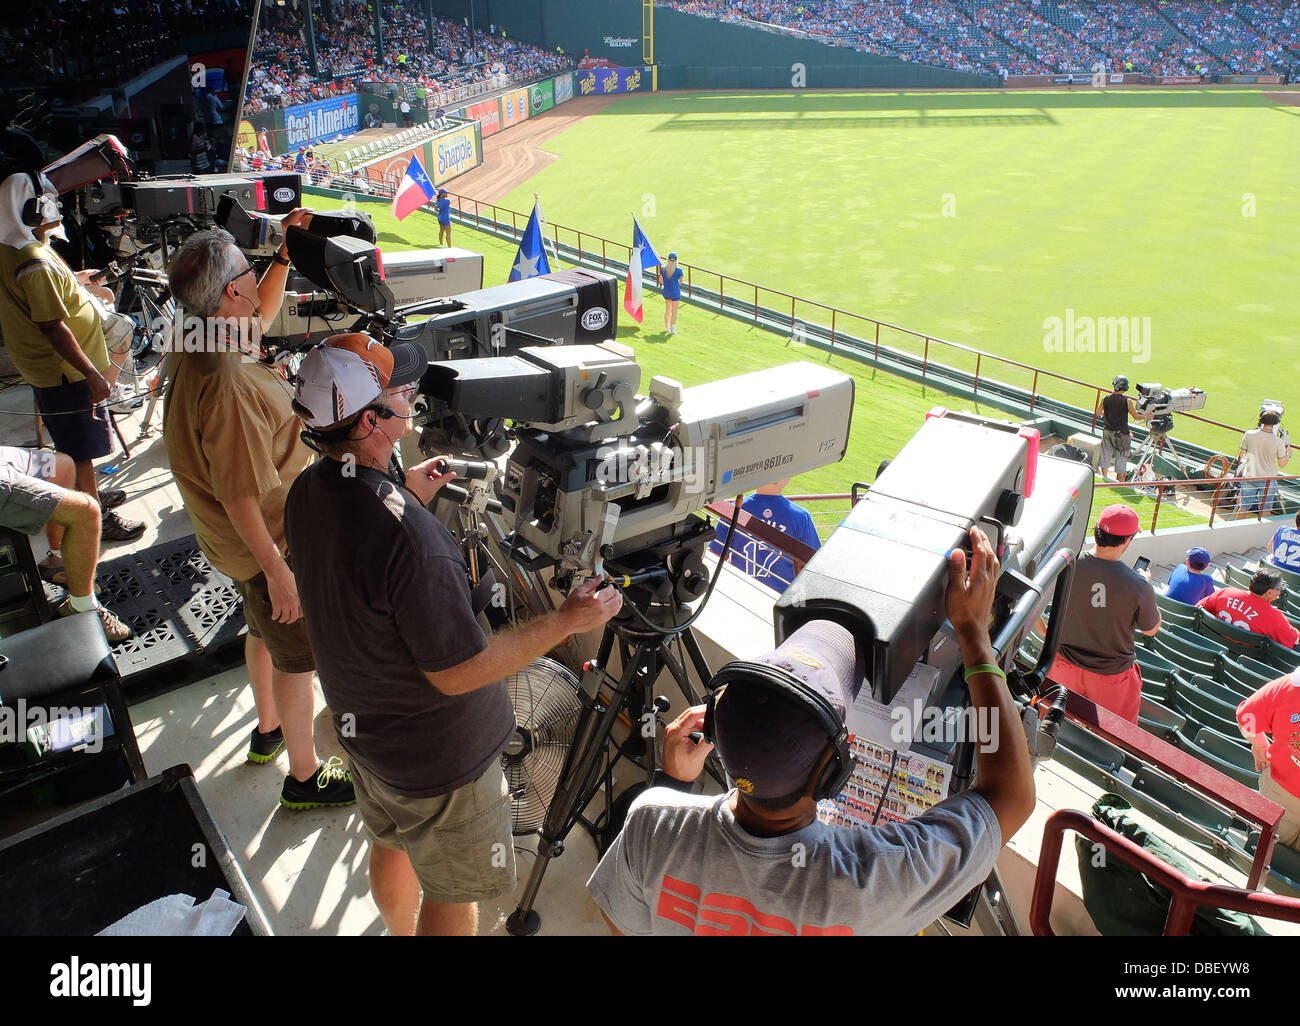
432 191 1252 461
1093 472 1299 533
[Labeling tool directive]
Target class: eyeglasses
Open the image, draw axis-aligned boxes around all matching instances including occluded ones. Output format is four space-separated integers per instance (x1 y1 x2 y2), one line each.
389 381 418 401
225 265 255 290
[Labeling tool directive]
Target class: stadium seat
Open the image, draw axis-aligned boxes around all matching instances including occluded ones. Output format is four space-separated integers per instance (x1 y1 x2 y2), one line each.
1138 696 1187 742
1183 674 1248 712
1131 765 1234 839
1135 647 1181 680
1155 592 1196 630
1056 721 1126 774
1239 653 1289 683
1271 561 1300 595
1214 651 1275 696
1224 563 1255 591
1192 727 1257 787
1152 627 1220 680
1168 676 1241 738
1194 606 1272 660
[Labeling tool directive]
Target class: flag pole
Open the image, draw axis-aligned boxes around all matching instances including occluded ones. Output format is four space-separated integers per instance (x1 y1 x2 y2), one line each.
534 191 561 270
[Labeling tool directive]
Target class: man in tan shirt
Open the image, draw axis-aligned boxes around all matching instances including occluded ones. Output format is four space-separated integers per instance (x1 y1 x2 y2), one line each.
163 220 354 811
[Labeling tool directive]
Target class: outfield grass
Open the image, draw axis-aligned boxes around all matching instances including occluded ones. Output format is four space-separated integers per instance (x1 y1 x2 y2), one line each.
491 89 1298 454
311 193 1211 537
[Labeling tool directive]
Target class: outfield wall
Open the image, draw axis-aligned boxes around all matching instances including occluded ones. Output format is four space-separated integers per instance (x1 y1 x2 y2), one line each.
429 0 992 89
356 120 484 191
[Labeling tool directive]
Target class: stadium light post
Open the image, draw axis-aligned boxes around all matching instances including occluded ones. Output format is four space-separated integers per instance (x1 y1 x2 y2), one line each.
303 0 319 79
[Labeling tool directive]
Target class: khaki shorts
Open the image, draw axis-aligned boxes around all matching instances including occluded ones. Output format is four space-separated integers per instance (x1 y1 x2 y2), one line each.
232 572 315 674
349 758 517 904
0 464 63 536
1259 764 1300 849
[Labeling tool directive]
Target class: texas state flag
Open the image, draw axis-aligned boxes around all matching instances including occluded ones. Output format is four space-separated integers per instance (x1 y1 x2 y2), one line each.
623 215 661 324
391 155 436 222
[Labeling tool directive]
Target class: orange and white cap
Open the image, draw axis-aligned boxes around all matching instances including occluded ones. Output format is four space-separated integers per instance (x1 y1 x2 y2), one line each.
292 332 425 429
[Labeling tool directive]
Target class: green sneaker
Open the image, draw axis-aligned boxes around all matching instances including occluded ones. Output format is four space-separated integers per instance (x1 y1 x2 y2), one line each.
247 725 285 765
280 757 356 811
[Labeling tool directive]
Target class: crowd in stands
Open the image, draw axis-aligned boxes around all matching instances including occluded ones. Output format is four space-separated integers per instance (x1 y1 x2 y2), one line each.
245 0 574 115
661 0 1300 77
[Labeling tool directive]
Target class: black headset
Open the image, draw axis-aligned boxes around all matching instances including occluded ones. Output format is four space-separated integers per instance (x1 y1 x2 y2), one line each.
703 660 856 803
21 170 59 229
298 403 399 454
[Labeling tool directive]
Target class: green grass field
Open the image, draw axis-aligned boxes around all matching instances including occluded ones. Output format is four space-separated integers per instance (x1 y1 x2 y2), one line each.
490 88 1299 453
310 192 1212 535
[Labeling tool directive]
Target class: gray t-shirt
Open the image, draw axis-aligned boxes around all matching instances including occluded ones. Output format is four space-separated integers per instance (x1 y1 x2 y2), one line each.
1057 552 1159 675
587 788 1000 936
284 459 514 798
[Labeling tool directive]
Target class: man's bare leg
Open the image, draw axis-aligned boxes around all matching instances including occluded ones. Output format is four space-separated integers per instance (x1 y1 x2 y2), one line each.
73 458 99 502
416 899 477 937
43 453 76 553
369 843 420 936
47 487 101 597
275 668 321 782
245 635 281 735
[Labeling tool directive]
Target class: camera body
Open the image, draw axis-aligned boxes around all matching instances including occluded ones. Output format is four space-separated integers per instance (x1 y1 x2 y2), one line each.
1134 382 1206 434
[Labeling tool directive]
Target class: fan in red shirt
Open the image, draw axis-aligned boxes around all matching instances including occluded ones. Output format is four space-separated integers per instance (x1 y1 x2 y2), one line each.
1197 567 1299 649
1237 669 1300 847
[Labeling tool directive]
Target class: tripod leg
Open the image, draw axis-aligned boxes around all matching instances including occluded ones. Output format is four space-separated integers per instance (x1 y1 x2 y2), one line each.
507 627 639 936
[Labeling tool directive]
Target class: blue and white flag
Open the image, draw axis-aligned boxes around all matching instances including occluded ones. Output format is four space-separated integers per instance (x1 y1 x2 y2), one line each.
508 201 552 282
632 214 660 270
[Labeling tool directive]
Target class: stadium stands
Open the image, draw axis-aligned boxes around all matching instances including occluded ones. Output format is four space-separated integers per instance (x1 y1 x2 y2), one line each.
661 0 1300 76
245 0 574 117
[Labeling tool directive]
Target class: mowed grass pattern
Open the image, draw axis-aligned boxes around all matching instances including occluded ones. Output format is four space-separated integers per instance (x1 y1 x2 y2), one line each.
311 194 1212 536
495 89 1299 452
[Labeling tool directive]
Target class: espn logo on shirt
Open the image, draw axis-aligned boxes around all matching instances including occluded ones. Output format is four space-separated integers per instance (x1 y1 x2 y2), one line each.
656 874 850 935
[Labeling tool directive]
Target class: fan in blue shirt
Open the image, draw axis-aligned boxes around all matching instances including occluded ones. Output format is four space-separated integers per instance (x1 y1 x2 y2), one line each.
1163 547 1217 605
710 480 821 594
1269 515 1300 574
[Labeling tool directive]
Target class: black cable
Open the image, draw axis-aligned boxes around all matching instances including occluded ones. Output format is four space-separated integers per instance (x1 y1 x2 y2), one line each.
615 494 743 637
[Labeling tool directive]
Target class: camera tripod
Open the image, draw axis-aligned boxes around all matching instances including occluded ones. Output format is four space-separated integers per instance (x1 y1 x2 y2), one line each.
505 518 724 936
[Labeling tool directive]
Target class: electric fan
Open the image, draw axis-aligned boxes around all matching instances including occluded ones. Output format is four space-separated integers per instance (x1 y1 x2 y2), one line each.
501 656 583 835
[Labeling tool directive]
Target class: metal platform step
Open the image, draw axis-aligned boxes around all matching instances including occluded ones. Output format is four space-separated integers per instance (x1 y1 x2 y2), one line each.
44 535 246 682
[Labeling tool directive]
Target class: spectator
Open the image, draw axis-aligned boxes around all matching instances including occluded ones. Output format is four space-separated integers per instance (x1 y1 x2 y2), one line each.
588 527 1034 936
1237 669 1300 847
1 445 131 642
1269 512 1300 574
294 145 308 172
1047 504 1160 723
1237 410 1291 514
285 333 623 934
400 97 412 125
0 172 144 543
163 220 358 811
710 477 821 594
1163 546 1217 606
1198 568 1299 649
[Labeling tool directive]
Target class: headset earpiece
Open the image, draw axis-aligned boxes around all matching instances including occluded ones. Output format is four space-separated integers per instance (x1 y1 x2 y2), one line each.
21 170 57 230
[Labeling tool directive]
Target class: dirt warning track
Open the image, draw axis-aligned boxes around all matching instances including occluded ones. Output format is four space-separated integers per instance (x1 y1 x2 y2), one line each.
449 95 621 202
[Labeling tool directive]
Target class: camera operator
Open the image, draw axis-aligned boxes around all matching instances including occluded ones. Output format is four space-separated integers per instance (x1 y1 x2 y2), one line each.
285 333 623 936
1237 410 1290 515
587 527 1035 936
1094 375 1142 482
162 219 358 813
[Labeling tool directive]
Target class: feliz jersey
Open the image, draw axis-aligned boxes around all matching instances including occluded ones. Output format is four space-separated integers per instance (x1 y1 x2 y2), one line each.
1198 588 1299 649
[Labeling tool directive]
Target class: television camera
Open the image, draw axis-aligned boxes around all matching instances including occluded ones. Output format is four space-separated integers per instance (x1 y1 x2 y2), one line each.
1134 382 1206 435
419 340 855 586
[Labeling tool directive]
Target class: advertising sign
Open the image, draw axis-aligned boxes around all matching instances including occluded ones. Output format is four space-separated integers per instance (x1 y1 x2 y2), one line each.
554 72 574 105
501 88 531 128
464 97 501 137
431 124 480 184
574 67 647 97
529 79 555 115
284 93 361 148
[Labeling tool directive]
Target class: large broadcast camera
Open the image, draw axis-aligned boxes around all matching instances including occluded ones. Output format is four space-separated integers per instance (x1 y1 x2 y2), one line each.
1134 381 1206 434
420 340 854 583
777 409 1093 707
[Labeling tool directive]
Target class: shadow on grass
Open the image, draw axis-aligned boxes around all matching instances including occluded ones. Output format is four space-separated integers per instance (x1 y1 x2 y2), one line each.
619 326 673 345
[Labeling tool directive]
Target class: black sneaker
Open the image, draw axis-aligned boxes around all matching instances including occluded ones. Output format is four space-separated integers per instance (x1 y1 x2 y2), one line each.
247 725 285 765
280 756 356 810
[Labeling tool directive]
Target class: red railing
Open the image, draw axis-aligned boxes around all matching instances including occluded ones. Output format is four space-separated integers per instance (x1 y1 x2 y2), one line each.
1032 810 1300 935
426 192 1251 455
1092 471 1299 533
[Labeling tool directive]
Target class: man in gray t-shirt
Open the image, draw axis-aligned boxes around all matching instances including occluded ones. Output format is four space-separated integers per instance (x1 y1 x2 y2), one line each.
589 527 1035 936
1049 503 1160 723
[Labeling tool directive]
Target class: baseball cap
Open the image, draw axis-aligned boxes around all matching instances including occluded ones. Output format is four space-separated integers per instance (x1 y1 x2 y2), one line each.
667 252 678 260
1097 503 1140 536
1186 546 1211 569
712 621 862 801
291 332 425 429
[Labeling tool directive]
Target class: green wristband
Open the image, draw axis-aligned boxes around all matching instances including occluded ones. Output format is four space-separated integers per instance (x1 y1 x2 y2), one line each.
964 663 1007 682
